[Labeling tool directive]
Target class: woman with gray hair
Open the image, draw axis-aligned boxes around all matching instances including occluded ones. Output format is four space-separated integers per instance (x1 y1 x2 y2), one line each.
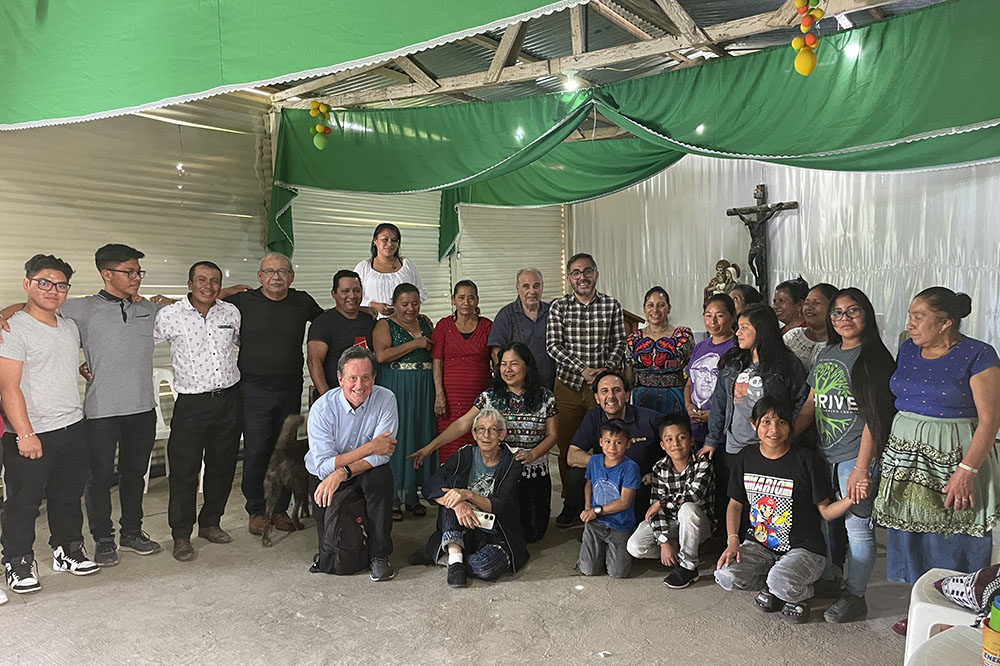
415 408 530 587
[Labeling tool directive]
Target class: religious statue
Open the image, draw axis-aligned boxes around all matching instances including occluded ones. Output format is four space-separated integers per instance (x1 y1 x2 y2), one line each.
704 260 740 304
726 183 798 299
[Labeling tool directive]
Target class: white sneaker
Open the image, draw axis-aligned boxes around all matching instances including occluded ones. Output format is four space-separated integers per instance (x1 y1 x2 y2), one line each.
52 544 100 576
4 557 41 594
0 587 8 604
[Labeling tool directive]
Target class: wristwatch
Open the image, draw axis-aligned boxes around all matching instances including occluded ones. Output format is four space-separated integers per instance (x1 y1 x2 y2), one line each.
593 505 603 516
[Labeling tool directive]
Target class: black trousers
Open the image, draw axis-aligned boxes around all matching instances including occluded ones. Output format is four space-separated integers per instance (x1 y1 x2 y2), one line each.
240 382 301 516
167 386 241 539
309 465 393 559
519 473 551 543
564 464 651 524
84 409 156 541
1 421 88 562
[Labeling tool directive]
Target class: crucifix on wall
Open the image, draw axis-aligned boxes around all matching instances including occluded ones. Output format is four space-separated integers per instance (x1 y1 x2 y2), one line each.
726 184 798 299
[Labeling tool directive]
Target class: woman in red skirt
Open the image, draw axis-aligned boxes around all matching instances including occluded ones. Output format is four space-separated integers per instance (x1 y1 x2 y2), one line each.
432 280 493 463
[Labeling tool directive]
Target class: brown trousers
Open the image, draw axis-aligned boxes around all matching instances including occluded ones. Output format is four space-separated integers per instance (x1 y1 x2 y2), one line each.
553 379 597 500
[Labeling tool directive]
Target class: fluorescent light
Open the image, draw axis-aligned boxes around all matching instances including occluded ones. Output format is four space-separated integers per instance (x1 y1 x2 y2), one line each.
844 42 861 59
695 124 705 135
563 76 580 91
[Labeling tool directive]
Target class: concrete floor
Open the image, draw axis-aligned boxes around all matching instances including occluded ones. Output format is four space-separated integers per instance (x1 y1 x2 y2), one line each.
0 467 910 666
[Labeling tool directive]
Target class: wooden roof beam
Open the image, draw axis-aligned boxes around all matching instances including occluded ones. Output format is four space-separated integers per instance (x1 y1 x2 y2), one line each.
570 5 588 55
463 34 541 63
706 0 902 42
486 22 529 83
591 0 654 41
269 62 387 102
393 56 440 92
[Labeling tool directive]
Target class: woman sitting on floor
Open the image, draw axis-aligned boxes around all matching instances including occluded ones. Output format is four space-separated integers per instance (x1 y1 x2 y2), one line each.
412 342 558 543
413 408 530 588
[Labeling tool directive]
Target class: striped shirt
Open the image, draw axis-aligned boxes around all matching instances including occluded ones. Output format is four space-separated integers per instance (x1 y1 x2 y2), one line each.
545 291 626 391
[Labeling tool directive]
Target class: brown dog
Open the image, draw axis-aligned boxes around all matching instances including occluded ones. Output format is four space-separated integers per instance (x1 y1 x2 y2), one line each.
262 414 311 547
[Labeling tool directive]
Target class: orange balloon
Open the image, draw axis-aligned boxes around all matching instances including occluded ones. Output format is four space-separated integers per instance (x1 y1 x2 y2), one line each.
801 15 815 28
796 5 807 14
804 33 818 47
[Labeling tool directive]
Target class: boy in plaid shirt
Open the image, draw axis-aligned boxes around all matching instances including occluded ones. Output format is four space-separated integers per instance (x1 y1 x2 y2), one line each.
626 413 714 588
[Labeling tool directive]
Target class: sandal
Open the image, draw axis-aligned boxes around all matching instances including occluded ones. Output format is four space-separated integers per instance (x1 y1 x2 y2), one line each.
392 507 404 522
780 601 811 624
410 503 427 518
754 590 783 613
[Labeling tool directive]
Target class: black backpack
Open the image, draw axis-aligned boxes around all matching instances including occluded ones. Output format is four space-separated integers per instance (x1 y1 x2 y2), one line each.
311 485 369 575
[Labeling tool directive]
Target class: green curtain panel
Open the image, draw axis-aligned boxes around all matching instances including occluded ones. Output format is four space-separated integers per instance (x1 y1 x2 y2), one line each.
264 0 1000 258
0 0 586 129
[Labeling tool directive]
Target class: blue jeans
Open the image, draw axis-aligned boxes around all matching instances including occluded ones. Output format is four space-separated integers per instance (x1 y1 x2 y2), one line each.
823 456 877 597
440 508 510 580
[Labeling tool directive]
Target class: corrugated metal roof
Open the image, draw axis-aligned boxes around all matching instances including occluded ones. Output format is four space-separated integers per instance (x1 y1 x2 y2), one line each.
264 0 946 109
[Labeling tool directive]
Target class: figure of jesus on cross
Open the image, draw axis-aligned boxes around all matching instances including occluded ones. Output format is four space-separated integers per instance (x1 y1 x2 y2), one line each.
726 184 798 299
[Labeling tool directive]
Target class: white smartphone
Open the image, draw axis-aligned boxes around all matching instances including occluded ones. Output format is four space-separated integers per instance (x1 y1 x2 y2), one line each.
472 510 495 530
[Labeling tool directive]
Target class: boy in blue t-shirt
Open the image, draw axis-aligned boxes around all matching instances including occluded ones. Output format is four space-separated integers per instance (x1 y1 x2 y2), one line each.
577 419 641 579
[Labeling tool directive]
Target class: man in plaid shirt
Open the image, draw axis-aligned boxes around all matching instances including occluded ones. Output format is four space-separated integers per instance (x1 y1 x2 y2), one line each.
546 253 626 527
626 413 715 589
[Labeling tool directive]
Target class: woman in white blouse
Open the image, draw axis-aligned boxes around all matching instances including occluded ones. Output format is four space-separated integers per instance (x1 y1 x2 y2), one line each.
354 223 428 318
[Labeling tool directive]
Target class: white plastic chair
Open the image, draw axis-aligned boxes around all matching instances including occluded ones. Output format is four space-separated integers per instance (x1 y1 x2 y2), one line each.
904 567 979 665
144 368 204 493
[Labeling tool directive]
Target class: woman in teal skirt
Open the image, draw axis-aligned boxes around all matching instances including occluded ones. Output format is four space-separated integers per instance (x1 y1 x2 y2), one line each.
874 287 1000 634
373 282 437 521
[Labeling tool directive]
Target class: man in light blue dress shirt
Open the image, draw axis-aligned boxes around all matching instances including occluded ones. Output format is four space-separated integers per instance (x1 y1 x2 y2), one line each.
306 345 398 581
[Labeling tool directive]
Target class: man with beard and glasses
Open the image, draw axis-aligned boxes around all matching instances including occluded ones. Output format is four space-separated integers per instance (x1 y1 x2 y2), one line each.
546 253 626 527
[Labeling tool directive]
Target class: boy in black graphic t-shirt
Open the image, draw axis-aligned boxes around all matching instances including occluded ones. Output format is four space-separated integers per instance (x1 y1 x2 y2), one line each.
714 396 868 624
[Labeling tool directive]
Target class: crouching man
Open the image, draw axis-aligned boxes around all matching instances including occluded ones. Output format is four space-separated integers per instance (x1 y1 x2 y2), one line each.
306 345 398 581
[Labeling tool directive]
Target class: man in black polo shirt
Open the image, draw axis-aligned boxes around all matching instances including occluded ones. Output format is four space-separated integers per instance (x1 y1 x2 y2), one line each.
225 252 322 536
563 370 662 525
306 269 376 402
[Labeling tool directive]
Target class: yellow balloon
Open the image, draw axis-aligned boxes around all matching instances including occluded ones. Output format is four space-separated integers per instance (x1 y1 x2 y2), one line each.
309 109 319 117
800 24 810 33
791 37 805 51
315 123 326 133
810 8 825 19
309 101 320 110
794 0 807 6
319 104 329 113
794 47 817 76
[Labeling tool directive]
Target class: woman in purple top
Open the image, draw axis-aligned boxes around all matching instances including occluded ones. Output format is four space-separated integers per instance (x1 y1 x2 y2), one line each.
874 287 1000 595
684 293 736 444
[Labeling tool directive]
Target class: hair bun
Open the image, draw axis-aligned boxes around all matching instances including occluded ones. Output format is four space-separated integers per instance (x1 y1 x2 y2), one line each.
955 292 973 319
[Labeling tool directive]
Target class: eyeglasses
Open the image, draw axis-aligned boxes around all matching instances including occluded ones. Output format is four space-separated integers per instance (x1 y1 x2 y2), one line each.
106 269 146 279
830 307 864 321
260 268 293 277
28 278 71 293
473 426 502 436
567 267 596 279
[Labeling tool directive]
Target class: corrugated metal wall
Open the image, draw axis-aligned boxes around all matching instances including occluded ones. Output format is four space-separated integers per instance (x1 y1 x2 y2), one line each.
455 204 567 320
0 96 272 472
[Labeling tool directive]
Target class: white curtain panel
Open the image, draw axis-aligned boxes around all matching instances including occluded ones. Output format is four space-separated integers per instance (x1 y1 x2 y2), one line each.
571 154 1000 352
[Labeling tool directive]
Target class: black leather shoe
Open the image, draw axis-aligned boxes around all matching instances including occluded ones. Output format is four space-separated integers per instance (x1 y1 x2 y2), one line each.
197 526 233 544
555 504 581 528
447 562 468 588
173 538 197 562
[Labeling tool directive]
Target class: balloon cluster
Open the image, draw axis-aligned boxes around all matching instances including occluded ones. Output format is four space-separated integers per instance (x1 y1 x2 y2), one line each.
308 101 332 150
791 0 824 76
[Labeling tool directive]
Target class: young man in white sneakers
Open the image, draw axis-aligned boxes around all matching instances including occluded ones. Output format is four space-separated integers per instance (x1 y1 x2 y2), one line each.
0 254 100 594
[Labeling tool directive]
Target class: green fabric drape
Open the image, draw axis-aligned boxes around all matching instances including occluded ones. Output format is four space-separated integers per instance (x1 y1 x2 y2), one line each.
268 0 1000 259
0 0 586 129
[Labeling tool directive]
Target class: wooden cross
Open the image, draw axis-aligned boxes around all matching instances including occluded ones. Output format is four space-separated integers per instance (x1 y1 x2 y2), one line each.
726 184 798 299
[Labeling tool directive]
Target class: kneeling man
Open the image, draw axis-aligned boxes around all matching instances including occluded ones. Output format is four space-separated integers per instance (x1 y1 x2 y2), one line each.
306 345 398 581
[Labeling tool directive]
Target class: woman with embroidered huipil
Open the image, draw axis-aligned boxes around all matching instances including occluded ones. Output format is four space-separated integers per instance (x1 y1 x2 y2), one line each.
373 282 436 522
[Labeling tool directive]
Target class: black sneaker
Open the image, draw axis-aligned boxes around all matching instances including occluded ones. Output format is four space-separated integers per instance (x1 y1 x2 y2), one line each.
94 540 119 567
447 562 468 588
120 531 162 556
824 593 868 623
663 565 699 589
555 504 581 528
4 557 41 594
369 557 396 582
52 543 100 576
813 576 843 598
